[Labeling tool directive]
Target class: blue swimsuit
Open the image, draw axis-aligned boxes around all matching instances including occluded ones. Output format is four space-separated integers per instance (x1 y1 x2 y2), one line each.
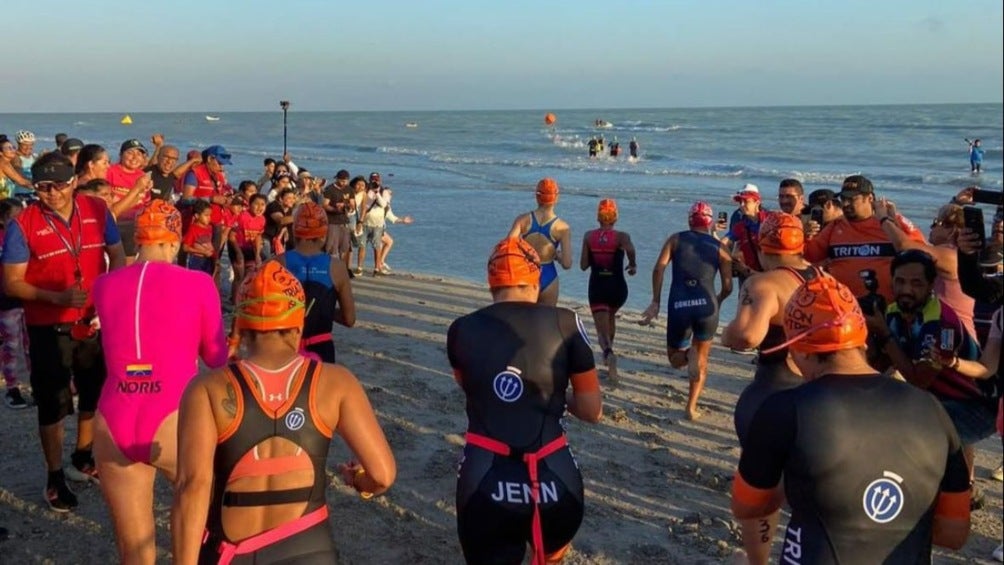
524 212 560 290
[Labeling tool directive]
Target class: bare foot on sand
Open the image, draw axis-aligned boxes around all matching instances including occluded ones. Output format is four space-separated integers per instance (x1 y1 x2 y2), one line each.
686 408 702 421
607 351 619 385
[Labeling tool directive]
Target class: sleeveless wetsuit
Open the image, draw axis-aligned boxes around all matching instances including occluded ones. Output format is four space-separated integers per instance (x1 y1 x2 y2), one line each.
585 229 627 312
447 302 596 565
734 266 820 447
94 262 228 464
284 250 338 363
524 212 560 291
200 358 337 565
737 375 970 563
666 231 721 349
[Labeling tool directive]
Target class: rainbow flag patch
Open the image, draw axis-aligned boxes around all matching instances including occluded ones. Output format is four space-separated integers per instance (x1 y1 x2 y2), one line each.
126 364 153 378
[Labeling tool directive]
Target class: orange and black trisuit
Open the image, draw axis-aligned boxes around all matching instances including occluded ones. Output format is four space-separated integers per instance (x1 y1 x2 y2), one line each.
732 265 822 447
199 359 337 565
447 302 597 565
735 375 971 563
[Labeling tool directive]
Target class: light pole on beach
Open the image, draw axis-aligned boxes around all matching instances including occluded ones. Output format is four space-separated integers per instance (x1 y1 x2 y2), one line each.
280 100 290 155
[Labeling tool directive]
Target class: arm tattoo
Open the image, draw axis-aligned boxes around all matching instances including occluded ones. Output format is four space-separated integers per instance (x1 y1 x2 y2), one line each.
740 287 754 306
222 382 237 417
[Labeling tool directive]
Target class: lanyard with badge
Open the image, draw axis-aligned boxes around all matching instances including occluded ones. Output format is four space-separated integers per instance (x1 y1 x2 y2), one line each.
42 207 96 339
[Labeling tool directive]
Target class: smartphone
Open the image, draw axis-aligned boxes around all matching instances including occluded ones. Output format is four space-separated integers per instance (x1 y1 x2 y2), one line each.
971 188 1003 206
810 207 824 225
718 211 728 223
962 206 986 246
940 328 955 351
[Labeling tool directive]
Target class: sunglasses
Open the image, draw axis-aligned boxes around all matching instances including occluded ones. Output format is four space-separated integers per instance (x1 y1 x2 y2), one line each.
34 177 76 193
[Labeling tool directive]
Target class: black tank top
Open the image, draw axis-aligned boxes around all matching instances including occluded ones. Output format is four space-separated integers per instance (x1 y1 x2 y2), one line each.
668 230 721 303
446 302 595 450
758 266 820 365
206 360 330 542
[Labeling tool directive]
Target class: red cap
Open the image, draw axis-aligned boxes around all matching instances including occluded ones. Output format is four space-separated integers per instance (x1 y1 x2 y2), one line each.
688 201 713 228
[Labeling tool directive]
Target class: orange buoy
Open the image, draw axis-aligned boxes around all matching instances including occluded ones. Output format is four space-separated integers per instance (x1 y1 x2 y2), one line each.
544 112 556 126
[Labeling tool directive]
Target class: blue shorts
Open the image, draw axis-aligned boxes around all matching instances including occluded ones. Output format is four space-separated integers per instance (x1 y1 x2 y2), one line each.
665 294 718 350
941 399 997 445
539 262 558 290
364 225 384 250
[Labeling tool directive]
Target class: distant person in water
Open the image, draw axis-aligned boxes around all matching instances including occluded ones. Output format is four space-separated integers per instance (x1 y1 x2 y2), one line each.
588 138 598 158
968 139 984 174
609 138 620 158
629 138 639 160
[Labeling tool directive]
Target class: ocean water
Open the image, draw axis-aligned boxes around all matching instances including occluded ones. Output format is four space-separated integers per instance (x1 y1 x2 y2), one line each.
4 104 1002 313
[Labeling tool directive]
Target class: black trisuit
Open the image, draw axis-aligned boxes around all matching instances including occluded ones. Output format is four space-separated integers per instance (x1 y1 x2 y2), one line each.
447 302 596 565
737 375 970 564
199 361 338 565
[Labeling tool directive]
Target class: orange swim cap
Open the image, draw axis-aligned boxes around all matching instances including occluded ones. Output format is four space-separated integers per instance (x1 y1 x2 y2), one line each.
236 261 307 332
135 200 182 245
759 211 804 255
597 198 618 224
769 276 867 354
487 237 541 289
535 178 559 206
293 201 328 240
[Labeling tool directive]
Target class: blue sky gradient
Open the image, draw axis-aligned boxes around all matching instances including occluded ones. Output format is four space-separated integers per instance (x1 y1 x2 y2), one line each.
6 0 1002 112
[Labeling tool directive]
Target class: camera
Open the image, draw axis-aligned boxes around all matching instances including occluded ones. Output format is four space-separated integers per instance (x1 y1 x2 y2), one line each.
857 269 886 316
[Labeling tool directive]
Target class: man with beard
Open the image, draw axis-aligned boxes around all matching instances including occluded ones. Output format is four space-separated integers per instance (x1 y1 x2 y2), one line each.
867 249 997 508
804 175 923 304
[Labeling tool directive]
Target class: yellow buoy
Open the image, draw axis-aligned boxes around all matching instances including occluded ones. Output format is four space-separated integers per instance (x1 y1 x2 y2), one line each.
120 115 133 125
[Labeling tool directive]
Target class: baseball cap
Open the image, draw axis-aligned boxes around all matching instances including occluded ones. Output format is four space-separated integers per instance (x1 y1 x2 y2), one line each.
369 171 381 180
236 261 307 332
60 138 84 155
31 154 75 183
204 145 232 165
807 189 839 209
120 139 148 154
838 175 874 198
535 178 559 205
733 183 761 203
487 237 541 289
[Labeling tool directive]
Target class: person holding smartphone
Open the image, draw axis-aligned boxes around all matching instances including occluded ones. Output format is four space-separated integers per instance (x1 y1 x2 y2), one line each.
865 250 996 509
875 199 979 344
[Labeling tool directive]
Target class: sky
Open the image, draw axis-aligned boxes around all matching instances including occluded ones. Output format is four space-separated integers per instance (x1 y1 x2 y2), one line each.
5 0 1003 112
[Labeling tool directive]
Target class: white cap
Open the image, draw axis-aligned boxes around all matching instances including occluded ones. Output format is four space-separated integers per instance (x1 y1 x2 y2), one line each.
733 183 761 202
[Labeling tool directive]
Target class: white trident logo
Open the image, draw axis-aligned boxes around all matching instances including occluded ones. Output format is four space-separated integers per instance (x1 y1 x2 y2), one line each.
493 367 524 403
862 471 905 524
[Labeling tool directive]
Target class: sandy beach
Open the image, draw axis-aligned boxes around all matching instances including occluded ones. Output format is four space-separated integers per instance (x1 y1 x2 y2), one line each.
0 271 1000 564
